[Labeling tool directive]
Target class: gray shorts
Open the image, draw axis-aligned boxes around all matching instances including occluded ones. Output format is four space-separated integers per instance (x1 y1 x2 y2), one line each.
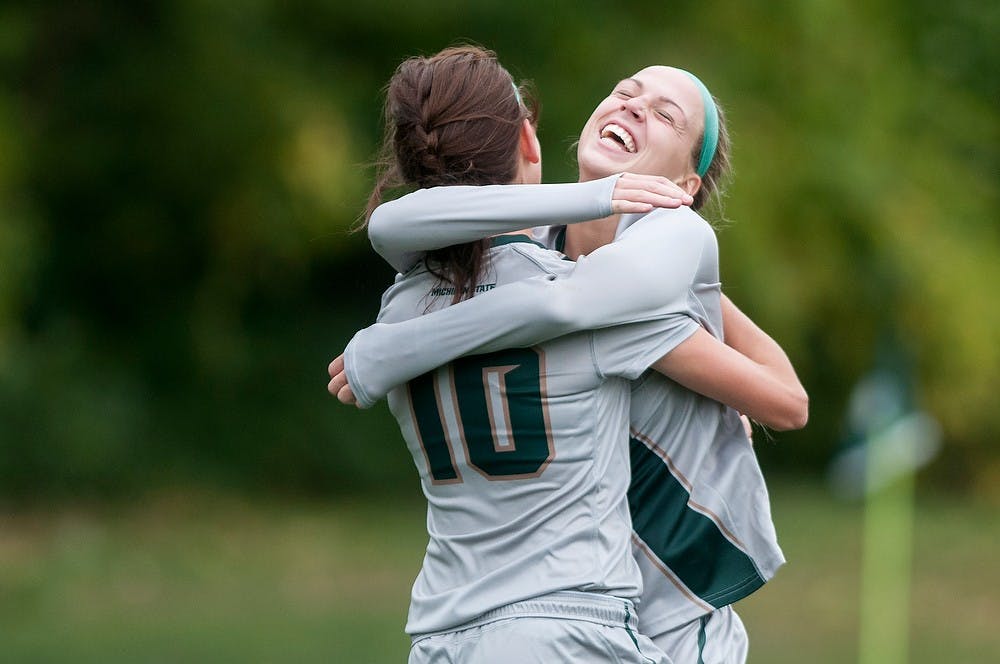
648 605 747 664
409 591 673 664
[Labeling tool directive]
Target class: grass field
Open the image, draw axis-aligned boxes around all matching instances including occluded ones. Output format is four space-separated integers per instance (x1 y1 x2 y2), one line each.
2 479 997 663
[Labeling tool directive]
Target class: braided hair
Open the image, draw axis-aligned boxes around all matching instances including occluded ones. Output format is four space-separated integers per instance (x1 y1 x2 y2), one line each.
365 46 537 303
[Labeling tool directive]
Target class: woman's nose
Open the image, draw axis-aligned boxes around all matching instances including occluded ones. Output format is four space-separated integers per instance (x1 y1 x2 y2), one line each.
622 96 646 120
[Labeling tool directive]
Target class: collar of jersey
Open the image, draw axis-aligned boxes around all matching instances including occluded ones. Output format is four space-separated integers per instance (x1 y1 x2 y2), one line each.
554 226 567 253
489 234 546 250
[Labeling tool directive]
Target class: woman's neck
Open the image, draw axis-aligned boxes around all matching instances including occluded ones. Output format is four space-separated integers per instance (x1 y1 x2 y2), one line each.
564 215 618 259
563 168 621 257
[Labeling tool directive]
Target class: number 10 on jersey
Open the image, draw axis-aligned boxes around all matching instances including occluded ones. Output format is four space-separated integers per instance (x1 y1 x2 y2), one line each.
406 348 554 483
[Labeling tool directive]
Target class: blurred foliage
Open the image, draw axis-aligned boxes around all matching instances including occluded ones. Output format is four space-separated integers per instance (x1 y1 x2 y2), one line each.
0 0 996 501
1 483 998 661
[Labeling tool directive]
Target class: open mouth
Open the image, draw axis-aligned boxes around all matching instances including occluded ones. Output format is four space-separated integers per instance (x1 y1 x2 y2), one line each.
600 123 636 153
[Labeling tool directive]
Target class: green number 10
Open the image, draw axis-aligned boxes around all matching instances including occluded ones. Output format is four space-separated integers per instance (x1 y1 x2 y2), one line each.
407 348 553 483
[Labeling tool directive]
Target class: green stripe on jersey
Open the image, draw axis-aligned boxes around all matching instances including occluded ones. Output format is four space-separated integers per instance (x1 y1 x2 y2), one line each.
628 437 765 607
409 372 460 482
697 615 708 664
489 235 546 250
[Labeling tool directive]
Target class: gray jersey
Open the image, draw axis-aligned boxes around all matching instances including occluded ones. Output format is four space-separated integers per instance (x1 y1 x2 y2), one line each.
344 181 785 635
378 235 697 636
611 211 784 635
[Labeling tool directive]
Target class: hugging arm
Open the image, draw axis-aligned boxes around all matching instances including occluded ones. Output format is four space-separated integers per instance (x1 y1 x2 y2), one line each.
343 214 709 408
717 294 809 429
368 174 692 272
652 298 809 431
369 177 617 272
334 311 809 431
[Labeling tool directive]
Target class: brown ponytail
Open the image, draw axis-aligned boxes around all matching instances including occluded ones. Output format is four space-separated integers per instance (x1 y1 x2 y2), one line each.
365 45 538 303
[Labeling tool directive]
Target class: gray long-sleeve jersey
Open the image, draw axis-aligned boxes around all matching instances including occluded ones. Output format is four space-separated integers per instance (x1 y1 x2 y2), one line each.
346 180 785 637
374 235 696 636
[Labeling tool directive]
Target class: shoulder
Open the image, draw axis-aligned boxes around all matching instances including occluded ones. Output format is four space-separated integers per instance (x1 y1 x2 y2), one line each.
617 206 716 242
611 207 718 266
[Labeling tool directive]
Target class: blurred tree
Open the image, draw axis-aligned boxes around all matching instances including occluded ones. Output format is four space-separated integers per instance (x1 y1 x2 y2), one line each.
0 0 996 501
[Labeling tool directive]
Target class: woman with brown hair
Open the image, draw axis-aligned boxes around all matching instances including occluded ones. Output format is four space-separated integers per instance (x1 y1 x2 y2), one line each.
333 60 807 663
362 45 695 663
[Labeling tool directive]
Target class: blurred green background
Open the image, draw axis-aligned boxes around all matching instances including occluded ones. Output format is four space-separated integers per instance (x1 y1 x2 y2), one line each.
1 0 997 661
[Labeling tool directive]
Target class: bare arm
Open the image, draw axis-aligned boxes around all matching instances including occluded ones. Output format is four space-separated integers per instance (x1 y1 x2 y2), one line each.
653 296 809 431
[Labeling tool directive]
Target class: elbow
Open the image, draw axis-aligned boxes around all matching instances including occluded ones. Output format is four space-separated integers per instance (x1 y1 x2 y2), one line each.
367 207 392 254
770 388 809 431
537 276 582 328
368 197 418 256
512 275 593 340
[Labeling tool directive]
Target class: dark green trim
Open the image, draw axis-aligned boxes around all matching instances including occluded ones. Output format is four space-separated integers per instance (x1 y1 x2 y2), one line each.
623 603 656 664
489 234 546 250
628 437 766 607
554 226 567 253
623 603 639 651
697 615 708 664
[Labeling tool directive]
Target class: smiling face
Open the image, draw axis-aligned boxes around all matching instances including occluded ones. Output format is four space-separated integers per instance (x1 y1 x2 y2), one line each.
577 66 705 187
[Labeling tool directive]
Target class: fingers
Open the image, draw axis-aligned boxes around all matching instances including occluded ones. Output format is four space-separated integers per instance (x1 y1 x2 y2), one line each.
328 369 347 397
328 354 344 378
328 353 359 406
327 353 352 401
617 180 692 202
617 171 688 194
611 191 688 214
612 173 694 211
610 199 655 214
328 370 358 405
338 382 358 406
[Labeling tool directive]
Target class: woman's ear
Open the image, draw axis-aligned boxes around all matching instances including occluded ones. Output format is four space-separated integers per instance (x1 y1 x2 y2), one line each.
677 172 701 198
519 118 541 164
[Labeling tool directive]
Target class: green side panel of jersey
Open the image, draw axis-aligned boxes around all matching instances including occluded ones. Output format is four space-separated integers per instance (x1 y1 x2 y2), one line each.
628 437 765 607
408 371 460 482
452 349 551 478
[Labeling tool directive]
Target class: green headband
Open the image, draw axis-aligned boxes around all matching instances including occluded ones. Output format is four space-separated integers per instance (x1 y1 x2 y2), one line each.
511 81 523 107
681 70 719 177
